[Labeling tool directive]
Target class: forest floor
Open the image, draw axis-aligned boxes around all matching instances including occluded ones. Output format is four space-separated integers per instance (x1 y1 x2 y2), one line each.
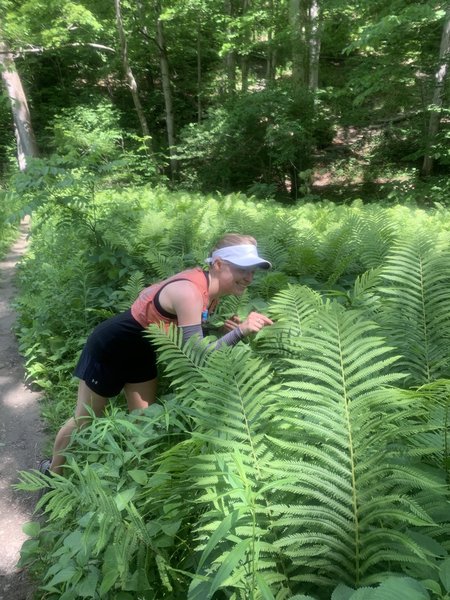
0 219 46 600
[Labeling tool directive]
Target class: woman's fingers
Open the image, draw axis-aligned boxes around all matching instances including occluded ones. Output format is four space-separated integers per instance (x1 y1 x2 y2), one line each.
223 315 243 332
240 311 273 335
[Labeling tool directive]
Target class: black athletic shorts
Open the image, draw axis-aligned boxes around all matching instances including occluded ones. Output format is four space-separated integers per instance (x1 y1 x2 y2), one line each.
74 309 158 397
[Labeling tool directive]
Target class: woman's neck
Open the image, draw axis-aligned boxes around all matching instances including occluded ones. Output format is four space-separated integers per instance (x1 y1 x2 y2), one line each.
207 268 221 300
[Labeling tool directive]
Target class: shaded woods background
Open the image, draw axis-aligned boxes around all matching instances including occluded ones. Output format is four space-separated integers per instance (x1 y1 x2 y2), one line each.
0 0 449 204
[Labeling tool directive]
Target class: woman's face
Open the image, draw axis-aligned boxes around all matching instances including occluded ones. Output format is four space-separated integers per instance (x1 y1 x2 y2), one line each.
217 260 255 295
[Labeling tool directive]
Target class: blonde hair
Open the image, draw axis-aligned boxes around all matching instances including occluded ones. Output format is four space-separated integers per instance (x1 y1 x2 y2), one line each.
210 233 257 254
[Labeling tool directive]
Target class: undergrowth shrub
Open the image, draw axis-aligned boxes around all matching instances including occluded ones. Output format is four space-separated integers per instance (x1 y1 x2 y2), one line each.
0 190 18 254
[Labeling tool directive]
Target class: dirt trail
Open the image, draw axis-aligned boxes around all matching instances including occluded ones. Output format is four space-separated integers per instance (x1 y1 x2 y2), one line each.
0 219 46 600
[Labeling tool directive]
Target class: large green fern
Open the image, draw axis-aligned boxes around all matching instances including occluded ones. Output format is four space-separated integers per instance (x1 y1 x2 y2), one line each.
147 307 447 597
260 298 446 591
376 236 450 385
147 325 294 599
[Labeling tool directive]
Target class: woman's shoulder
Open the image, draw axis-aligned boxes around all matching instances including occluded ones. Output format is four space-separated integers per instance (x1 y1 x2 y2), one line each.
171 266 208 284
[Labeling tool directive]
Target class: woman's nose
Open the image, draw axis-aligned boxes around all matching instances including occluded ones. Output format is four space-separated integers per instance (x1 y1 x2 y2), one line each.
244 271 254 282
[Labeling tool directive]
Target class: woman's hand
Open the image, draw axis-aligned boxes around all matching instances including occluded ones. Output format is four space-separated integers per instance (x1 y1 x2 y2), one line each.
223 315 243 332
238 311 273 336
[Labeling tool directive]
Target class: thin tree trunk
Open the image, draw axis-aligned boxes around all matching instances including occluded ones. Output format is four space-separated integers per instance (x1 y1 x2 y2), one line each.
136 0 157 98
224 0 237 94
308 0 321 93
266 28 276 82
289 0 307 90
0 40 38 170
241 0 250 92
225 50 237 93
265 0 276 81
114 0 153 155
422 5 450 176
241 55 249 92
155 10 177 177
197 22 202 122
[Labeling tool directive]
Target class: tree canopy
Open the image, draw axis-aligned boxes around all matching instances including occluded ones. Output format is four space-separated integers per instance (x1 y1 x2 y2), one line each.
0 0 449 200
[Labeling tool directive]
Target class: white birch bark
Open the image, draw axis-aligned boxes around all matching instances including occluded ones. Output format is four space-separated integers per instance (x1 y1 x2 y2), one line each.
422 5 450 175
0 40 38 170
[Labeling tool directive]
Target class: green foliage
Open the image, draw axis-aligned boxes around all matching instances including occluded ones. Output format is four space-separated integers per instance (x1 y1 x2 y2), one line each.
51 101 124 162
18 305 450 598
1 0 449 198
13 190 450 598
0 190 18 253
176 85 334 199
376 235 450 386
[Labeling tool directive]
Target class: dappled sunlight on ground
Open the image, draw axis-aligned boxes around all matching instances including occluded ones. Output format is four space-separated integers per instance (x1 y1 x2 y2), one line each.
0 220 46 599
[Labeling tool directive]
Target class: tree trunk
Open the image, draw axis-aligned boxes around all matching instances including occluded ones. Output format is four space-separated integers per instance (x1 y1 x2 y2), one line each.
241 55 249 92
136 0 157 103
289 0 307 90
240 0 250 92
224 0 237 94
422 5 450 176
197 23 202 122
265 0 276 81
308 0 321 93
266 28 277 82
0 40 38 170
114 0 153 155
155 9 177 178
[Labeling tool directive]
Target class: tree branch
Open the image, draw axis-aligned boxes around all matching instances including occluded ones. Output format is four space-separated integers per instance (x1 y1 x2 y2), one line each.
0 42 115 58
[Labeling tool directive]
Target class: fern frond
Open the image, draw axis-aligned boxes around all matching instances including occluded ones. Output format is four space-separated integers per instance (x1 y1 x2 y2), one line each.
317 213 364 286
412 379 450 481
264 303 444 588
345 266 383 315
149 339 292 598
115 270 146 311
357 209 398 270
146 323 212 399
257 285 324 367
144 249 184 280
377 238 450 385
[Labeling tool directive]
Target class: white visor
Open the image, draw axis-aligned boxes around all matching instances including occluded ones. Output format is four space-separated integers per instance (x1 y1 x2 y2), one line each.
206 244 271 269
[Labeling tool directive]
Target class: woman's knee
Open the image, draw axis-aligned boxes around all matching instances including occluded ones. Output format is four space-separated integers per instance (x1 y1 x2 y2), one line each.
75 380 108 420
124 379 157 411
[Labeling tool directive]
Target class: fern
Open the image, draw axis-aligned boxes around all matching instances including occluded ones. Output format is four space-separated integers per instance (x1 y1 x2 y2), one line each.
149 291 447 596
144 249 184 280
147 323 213 398
114 270 146 311
356 209 398 270
327 267 383 317
257 285 324 370
317 213 365 286
261 299 445 590
411 379 450 482
376 237 450 385
147 327 293 598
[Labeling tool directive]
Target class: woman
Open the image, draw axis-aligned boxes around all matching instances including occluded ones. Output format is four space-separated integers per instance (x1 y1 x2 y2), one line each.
40 234 273 475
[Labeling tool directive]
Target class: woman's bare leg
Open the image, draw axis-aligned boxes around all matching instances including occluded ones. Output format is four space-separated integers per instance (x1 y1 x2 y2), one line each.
124 378 157 411
49 380 108 474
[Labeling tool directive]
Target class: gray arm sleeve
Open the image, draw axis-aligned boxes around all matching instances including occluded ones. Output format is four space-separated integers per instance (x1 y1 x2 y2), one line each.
181 324 244 349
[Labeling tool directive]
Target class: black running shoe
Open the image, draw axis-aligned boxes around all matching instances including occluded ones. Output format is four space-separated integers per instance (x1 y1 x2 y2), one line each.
36 459 52 502
38 458 52 477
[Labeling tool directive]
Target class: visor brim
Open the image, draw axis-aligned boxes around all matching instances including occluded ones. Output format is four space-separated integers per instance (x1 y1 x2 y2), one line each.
227 259 272 269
